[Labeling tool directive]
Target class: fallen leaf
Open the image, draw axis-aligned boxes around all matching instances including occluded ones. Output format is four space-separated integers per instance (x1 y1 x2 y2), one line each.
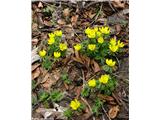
91 60 101 73
44 20 53 27
75 86 82 99
32 38 39 45
57 19 66 25
71 15 78 26
41 73 50 83
98 94 114 102
63 8 70 17
42 78 54 89
32 63 40 72
112 0 125 9
38 2 43 8
32 68 41 80
108 105 120 119
115 24 121 35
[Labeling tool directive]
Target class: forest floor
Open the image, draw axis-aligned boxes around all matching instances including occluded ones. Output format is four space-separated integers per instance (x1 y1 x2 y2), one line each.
32 1 129 120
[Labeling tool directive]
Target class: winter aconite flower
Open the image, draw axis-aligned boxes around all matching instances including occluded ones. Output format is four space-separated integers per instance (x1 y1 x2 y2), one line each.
88 44 96 51
59 43 67 51
106 59 116 67
99 74 110 84
99 26 110 34
74 44 82 51
110 38 117 46
97 37 104 44
87 31 96 38
54 30 62 37
117 40 124 48
48 33 55 38
39 50 46 57
88 79 96 87
54 52 61 58
96 31 102 37
85 28 96 38
109 45 119 52
94 27 98 32
70 99 81 110
48 37 55 45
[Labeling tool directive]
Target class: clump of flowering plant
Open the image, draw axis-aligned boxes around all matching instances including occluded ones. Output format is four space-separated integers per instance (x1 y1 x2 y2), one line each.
78 26 125 66
38 30 68 70
81 74 117 97
64 99 85 119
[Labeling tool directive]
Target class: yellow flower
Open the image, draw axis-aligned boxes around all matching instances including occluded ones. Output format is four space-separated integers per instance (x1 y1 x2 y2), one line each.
106 59 116 67
87 31 96 38
110 38 117 46
59 43 67 51
88 79 96 87
117 40 124 48
48 33 55 38
109 45 119 52
39 50 46 57
96 31 102 37
97 37 104 44
85 27 91 34
74 44 82 51
48 37 55 45
54 52 61 58
94 27 98 32
99 26 110 34
54 30 62 37
88 44 96 51
70 99 81 110
99 74 110 84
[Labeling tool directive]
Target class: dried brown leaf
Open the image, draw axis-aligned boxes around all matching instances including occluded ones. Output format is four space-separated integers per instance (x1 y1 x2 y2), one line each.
42 78 54 89
112 0 125 9
32 38 39 45
32 63 40 72
98 94 114 102
44 20 53 27
32 68 41 80
57 19 66 25
38 2 43 8
91 60 101 73
71 15 78 26
63 8 70 17
41 73 50 83
108 105 120 119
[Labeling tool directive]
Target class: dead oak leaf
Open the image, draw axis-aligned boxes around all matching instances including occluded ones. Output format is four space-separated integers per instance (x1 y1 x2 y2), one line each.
32 63 40 72
63 8 70 17
57 19 66 25
71 15 78 26
91 60 101 73
108 105 120 119
32 67 41 80
112 0 125 9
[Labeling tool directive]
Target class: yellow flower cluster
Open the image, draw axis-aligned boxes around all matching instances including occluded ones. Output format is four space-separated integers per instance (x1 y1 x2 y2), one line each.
106 59 116 67
109 38 124 52
88 79 96 87
99 74 110 84
47 30 63 45
74 44 82 51
70 99 81 110
85 26 110 39
88 44 96 51
39 50 46 57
